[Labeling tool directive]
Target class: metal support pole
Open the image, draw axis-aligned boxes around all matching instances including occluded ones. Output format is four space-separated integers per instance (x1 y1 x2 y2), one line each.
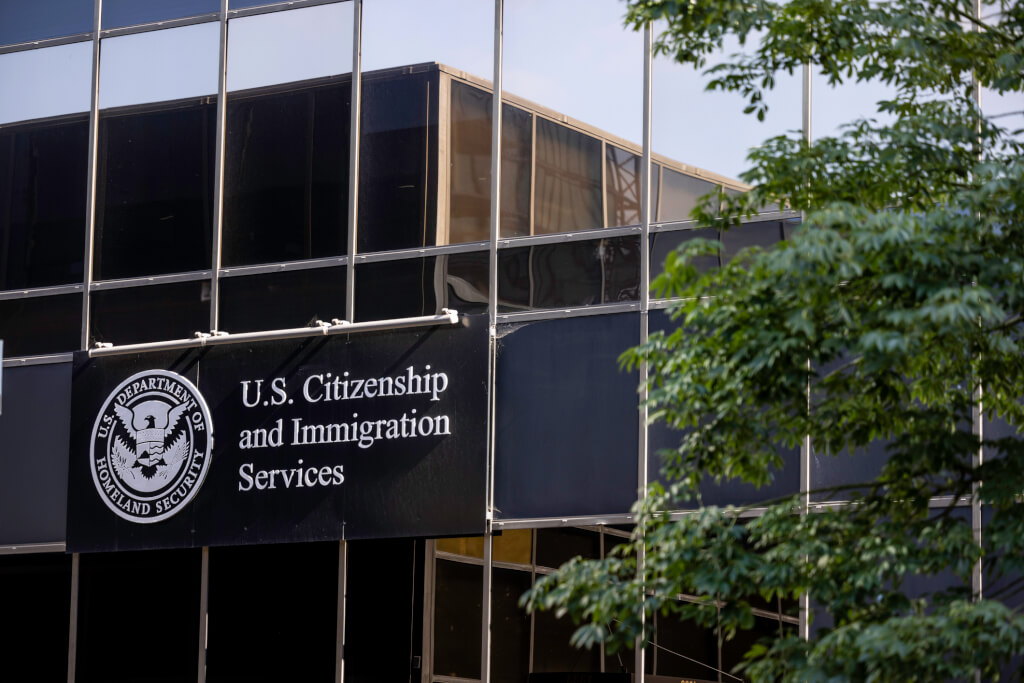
487 0 503 329
209 0 229 332
198 546 209 683
336 540 348 683
798 61 813 643
345 0 362 322
481 531 494 683
67 553 80 683
634 21 653 682
80 0 103 351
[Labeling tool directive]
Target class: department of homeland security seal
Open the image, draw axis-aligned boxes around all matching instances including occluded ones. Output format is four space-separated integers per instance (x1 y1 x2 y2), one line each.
90 370 213 524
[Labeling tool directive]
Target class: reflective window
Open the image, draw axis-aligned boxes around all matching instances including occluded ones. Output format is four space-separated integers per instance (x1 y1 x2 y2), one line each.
76 549 200 683
354 251 488 322
650 228 720 280
0 553 71 683
501 104 533 238
659 166 718 223
0 293 82 356
95 100 216 280
0 43 92 124
207 542 338 683
536 527 600 569
226 3 353 93
721 220 784 261
605 145 644 227
361 0 491 77
99 23 219 109
534 117 603 234
498 236 640 312
223 78 351 266
435 529 532 565
434 559 482 679
533 608 602 673
491 568 532 683
218 267 345 333
0 116 88 290
0 1 92 47
358 70 439 252
101 0 219 29
91 281 210 346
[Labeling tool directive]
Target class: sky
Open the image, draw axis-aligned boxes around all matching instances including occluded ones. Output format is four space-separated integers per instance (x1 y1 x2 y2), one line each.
2 0 1021 180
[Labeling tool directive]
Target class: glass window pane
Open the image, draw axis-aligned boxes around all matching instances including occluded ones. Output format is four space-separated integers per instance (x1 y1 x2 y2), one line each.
361 0 491 77
76 549 200 683
226 3 353 93
0 293 82 356
95 100 216 280
358 70 438 253
721 220 783 261
650 228 719 281
0 553 71 683
218 267 345 333
99 23 219 109
0 43 92 124
223 79 350 266
449 81 492 244
354 251 488 322
207 542 338 683
90 281 210 346
536 527 600 569
605 145 642 227
533 608 602 673
101 0 219 29
497 236 640 312
434 558 482 679
0 1 92 47
534 117 602 234
494 529 532 565
501 103 533 238
658 166 719 224
491 568 531 683
655 608 721 679
0 116 88 289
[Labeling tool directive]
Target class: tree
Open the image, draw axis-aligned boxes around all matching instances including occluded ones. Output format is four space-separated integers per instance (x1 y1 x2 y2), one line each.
524 1 1024 680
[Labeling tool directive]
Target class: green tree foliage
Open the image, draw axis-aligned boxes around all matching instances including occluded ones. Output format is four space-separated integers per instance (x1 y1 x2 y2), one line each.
523 1 1024 680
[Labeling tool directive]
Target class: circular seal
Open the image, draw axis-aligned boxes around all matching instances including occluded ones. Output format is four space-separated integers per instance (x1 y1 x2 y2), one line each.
90 370 213 524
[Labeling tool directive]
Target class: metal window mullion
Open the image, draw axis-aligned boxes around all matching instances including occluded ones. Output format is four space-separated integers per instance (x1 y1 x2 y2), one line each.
198 546 209 683
635 21 653 683
80 0 103 351
67 552 80 682
336 540 348 683
422 539 436 683
209 0 228 332
345 0 362 322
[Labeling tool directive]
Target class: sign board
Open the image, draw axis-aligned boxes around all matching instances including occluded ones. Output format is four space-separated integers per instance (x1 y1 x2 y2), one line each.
67 317 488 552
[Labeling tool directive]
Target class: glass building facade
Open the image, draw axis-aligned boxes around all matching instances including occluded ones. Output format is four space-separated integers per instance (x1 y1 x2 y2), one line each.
0 2 978 682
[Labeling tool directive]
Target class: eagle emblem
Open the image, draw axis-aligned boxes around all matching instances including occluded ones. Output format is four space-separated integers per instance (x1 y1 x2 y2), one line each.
90 370 213 524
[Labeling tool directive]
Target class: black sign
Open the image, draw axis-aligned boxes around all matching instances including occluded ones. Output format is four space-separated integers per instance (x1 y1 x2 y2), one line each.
67 316 488 552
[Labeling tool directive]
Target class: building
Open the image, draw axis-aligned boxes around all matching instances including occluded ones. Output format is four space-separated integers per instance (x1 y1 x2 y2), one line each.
0 2 805 682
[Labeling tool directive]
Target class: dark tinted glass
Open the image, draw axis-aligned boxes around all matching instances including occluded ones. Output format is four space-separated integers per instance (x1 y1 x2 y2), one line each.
534 117 602 234
434 559 482 679
95 100 216 280
533 608 602 673
344 539 419 683
358 71 437 253
207 542 338 683
0 116 88 289
91 281 210 346
494 313 640 519
223 78 350 266
355 251 488 322
449 81 491 244
0 1 92 46
0 293 82 356
498 236 640 312
650 228 720 280
721 617 793 680
491 568 531 683
101 0 219 29
0 553 71 682
721 220 783 260
501 104 532 238
659 166 717 223
219 266 345 333
448 82 533 242
655 609 720 678
536 528 601 569
605 145 642 227
76 549 200 683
